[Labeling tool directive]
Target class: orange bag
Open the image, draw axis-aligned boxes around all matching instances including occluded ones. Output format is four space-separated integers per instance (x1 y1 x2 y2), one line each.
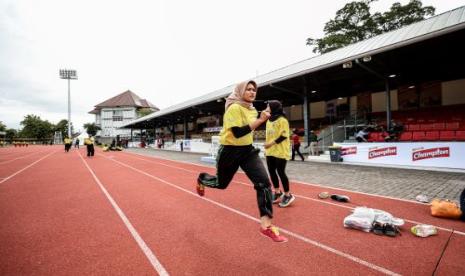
430 199 462 219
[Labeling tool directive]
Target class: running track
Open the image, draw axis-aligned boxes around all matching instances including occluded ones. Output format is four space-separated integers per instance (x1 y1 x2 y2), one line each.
1 146 464 275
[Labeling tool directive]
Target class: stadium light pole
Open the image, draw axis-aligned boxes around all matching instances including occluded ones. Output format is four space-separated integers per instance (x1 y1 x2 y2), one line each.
59 69 78 138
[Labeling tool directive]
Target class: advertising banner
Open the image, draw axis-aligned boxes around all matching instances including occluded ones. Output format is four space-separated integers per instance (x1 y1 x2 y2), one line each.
339 142 465 170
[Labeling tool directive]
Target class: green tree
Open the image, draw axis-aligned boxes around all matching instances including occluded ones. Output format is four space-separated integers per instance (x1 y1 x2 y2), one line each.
306 0 435 54
137 108 155 118
0 121 6 132
83 122 101 136
6 129 17 141
19 115 54 140
54 119 69 139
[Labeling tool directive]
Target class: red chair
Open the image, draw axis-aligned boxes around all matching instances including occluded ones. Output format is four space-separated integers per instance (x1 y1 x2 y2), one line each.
439 131 455 141
446 122 460 130
412 131 426 141
367 132 378 142
399 131 412 141
456 131 465 141
424 131 439 141
408 124 420 131
377 132 388 142
433 123 445 130
420 123 434 131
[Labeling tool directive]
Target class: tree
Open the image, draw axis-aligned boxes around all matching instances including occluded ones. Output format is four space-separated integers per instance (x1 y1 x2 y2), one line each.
6 129 17 141
0 121 6 132
306 0 435 54
19 115 54 140
83 123 101 136
54 119 69 139
137 108 155 118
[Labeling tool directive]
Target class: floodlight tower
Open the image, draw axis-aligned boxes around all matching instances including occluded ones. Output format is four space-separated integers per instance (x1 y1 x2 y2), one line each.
59 69 78 138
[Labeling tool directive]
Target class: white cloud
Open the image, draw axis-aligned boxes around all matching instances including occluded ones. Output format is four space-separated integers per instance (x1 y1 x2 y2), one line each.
1 0 463 130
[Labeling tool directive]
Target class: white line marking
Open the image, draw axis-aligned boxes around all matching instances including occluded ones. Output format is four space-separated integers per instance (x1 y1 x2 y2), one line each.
119 151 465 236
78 152 169 276
124 151 427 205
104 155 400 276
0 151 56 184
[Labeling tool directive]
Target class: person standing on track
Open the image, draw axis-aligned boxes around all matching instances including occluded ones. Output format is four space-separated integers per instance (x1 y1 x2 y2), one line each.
196 80 288 243
264 100 295 208
64 137 72 152
85 135 95 157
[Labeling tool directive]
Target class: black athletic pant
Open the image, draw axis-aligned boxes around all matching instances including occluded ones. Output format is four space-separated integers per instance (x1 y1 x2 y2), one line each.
292 144 304 161
198 145 273 218
266 156 289 193
87 144 94 156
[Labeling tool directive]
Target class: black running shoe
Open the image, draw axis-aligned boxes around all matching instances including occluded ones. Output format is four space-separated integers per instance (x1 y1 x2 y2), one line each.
279 194 295 208
272 192 283 204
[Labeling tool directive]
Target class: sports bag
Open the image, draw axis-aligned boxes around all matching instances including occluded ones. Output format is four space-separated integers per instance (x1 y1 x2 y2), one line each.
430 199 462 219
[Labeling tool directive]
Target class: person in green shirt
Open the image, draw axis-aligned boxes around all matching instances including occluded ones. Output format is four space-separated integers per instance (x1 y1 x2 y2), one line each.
264 100 295 208
197 80 287 243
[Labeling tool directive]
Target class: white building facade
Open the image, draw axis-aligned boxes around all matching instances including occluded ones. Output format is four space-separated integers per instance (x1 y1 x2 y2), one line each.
89 90 158 140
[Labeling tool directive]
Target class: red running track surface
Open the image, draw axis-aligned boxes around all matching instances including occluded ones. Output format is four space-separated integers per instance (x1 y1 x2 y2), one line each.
1 146 464 275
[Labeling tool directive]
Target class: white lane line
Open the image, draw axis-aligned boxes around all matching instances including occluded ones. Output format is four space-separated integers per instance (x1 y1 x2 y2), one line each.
0 151 56 184
78 152 169 276
0 150 47 165
104 155 400 276
123 151 426 205
118 151 465 236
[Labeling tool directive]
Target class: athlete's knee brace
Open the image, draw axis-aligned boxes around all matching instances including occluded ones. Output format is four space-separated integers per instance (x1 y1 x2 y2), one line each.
254 181 270 192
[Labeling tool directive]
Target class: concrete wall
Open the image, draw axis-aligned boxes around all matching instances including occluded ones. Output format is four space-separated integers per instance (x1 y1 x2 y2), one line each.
442 79 465 105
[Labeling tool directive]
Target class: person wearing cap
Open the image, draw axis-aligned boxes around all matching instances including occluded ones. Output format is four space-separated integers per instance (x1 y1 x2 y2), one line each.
196 80 287 243
264 100 295 208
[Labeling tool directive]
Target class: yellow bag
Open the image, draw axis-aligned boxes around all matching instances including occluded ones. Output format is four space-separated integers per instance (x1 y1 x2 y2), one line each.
430 199 462 219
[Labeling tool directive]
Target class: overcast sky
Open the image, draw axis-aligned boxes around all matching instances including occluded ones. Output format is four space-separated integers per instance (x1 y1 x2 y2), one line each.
1 0 464 131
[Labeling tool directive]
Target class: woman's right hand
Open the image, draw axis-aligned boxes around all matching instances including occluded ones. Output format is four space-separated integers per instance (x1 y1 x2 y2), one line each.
259 106 271 121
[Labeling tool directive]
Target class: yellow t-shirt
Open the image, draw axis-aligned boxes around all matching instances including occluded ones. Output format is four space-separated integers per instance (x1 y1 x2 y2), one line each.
265 116 291 160
64 138 72 144
220 103 257 146
84 137 94 145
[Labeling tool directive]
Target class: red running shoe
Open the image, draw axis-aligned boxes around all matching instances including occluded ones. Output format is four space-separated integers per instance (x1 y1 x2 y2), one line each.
196 178 205 196
260 226 288 242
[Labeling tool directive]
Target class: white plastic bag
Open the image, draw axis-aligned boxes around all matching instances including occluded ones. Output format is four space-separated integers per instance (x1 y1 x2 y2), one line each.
343 207 375 232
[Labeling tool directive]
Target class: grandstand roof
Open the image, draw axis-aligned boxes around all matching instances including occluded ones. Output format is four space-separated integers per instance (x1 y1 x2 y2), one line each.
121 5 465 129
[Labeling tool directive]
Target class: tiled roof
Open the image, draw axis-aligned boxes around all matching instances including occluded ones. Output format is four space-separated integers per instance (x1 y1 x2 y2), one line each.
89 90 159 114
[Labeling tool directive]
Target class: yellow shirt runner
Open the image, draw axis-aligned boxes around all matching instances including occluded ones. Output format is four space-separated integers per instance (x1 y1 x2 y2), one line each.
265 117 291 160
220 103 257 146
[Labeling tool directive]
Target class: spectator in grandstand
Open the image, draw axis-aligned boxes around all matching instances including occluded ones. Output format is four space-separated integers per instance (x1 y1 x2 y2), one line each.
385 120 404 142
196 80 287 242
264 100 295 208
291 128 305 161
355 128 369 142
64 137 72 152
